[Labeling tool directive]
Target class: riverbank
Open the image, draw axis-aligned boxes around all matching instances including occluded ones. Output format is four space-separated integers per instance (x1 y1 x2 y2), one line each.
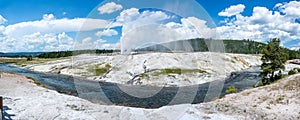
0 72 238 119
1 72 299 119
0 63 263 108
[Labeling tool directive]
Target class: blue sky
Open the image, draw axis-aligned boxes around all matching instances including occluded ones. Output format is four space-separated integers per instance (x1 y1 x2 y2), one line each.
0 0 98 24
0 0 290 25
0 0 299 52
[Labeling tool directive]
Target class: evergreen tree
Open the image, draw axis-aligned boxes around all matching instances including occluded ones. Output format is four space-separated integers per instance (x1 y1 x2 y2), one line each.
260 38 287 84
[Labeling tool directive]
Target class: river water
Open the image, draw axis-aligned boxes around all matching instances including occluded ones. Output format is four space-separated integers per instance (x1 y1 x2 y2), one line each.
0 64 261 108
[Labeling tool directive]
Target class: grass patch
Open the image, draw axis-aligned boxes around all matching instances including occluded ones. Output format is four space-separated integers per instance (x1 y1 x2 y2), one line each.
0 58 27 64
87 63 111 76
151 68 206 76
225 86 238 93
140 73 149 78
164 68 182 74
14 57 70 66
1 57 71 66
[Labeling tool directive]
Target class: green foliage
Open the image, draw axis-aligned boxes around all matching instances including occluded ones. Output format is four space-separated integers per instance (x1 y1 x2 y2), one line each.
94 68 108 76
288 68 298 75
224 39 265 54
284 48 300 59
260 38 287 85
225 86 238 93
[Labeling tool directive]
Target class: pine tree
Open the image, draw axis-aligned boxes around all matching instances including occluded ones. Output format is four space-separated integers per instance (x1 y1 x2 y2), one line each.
260 38 287 84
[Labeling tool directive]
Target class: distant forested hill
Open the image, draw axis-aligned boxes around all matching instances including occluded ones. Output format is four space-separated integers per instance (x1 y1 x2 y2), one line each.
136 38 300 59
136 38 264 54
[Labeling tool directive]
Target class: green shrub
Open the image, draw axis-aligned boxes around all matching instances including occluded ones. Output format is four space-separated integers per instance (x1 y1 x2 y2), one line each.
225 86 238 93
254 80 264 88
288 69 298 75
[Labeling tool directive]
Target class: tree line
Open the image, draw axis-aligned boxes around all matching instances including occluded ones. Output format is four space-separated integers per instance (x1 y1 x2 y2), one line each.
136 38 300 59
37 49 119 58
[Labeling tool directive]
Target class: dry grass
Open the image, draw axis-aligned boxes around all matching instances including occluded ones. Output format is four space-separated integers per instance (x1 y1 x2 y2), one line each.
0 57 70 67
0 58 26 64
15 57 70 66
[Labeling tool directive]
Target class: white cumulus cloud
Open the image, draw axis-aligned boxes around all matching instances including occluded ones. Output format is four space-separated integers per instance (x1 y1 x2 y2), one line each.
0 32 75 52
95 29 118 37
0 14 115 52
74 37 107 50
115 8 172 34
101 42 120 49
116 8 217 54
275 1 300 18
216 1 300 48
98 2 123 14
4 14 112 37
218 4 246 17
42 14 55 21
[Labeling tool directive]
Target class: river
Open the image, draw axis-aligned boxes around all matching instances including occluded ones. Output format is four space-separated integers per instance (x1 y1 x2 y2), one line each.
0 64 261 108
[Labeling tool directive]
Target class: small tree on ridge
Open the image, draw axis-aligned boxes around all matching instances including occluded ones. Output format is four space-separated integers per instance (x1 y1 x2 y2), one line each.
260 38 287 84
